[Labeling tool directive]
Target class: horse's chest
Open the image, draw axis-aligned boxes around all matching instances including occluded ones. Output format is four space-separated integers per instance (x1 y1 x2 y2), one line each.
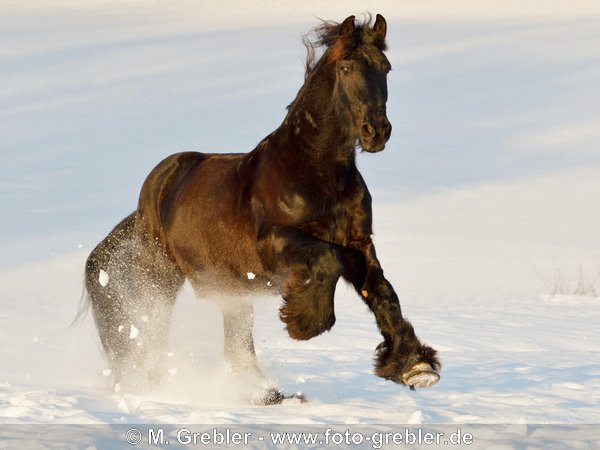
277 182 353 238
277 191 310 222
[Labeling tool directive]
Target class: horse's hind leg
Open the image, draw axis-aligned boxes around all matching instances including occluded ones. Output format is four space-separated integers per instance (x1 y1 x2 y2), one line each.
86 212 184 389
130 234 185 389
143 273 184 389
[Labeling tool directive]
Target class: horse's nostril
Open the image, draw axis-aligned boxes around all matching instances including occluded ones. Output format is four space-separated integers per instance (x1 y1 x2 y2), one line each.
361 123 375 138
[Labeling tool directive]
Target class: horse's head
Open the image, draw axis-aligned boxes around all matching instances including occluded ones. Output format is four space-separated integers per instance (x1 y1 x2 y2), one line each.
326 14 392 153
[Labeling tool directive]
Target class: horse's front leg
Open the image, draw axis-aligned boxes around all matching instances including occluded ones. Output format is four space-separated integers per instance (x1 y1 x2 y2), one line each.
258 226 342 341
220 300 285 404
222 299 259 374
339 242 440 388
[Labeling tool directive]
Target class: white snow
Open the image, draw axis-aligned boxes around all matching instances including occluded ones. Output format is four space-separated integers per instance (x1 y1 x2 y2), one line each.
98 269 109 287
247 272 256 280
1 0 599 447
129 325 139 340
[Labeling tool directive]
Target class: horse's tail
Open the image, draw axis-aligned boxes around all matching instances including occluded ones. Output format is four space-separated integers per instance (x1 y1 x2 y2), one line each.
70 279 90 328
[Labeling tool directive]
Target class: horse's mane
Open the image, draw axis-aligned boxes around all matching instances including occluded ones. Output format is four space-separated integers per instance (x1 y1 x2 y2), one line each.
302 14 387 79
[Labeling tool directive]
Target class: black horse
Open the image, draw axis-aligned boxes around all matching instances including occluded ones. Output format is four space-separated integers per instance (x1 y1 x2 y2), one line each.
85 14 440 403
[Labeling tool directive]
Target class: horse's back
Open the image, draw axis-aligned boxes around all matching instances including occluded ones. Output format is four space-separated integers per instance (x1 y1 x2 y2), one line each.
137 151 248 226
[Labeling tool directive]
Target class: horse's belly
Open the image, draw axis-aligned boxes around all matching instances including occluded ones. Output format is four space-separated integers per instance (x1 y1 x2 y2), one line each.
170 225 270 295
161 156 271 294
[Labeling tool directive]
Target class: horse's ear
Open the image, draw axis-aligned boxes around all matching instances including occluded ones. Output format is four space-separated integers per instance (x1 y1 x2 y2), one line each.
339 15 356 37
373 14 387 41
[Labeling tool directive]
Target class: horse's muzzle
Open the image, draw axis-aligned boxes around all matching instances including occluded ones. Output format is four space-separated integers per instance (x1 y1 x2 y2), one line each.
359 114 392 153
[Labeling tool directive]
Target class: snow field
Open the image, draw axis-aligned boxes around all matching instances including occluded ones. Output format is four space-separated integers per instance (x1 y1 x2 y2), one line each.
1 1 599 448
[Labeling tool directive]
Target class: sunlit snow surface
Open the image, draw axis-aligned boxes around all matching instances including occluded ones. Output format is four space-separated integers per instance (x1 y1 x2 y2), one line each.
1 1 599 448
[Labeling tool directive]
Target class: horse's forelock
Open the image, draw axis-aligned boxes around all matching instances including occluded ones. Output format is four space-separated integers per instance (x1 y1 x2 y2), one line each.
303 14 386 78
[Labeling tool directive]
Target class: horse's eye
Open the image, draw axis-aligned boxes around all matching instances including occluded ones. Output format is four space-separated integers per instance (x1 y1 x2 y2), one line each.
340 66 350 75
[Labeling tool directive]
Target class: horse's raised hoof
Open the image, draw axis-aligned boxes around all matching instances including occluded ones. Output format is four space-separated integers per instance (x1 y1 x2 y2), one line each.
402 362 440 389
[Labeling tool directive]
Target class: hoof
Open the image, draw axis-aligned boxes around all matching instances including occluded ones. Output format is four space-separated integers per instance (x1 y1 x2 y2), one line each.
256 388 285 405
402 362 440 389
253 388 307 405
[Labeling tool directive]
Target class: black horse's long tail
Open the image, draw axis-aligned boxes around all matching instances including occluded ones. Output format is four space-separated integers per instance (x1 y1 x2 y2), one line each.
70 282 90 328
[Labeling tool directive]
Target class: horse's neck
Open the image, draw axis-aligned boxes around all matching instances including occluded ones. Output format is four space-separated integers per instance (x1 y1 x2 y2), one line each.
278 75 356 167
